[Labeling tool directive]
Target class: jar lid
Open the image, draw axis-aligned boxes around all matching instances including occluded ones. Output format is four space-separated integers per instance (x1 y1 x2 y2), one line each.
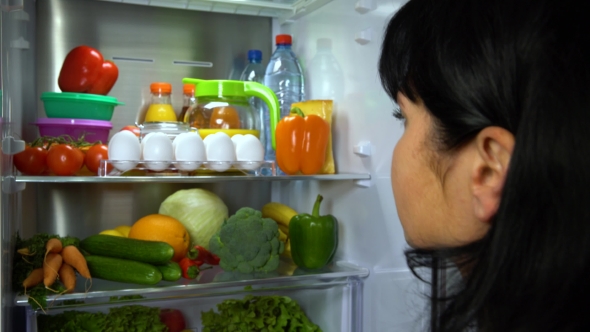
182 79 248 98
150 82 172 94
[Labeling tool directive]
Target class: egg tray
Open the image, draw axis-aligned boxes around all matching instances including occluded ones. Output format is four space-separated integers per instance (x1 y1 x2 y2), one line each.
97 160 276 177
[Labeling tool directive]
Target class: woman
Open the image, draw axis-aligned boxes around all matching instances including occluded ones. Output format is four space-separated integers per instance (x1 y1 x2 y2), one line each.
379 0 590 331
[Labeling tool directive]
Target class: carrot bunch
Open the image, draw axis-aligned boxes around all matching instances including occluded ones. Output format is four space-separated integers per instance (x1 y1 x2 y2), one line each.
14 234 91 311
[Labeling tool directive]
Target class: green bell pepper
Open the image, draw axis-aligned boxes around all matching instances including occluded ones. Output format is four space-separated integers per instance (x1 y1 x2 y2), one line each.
289 194 339 270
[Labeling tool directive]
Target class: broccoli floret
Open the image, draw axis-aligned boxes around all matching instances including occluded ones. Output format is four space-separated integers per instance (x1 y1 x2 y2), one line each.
209 207 284 274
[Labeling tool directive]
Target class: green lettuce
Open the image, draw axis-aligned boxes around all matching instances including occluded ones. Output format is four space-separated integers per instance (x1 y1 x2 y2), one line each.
201 295 322 332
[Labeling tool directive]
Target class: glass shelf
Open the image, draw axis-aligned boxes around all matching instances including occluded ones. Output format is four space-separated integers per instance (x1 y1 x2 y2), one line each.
9 173 370 183
97 0 333 23
15 261 369 309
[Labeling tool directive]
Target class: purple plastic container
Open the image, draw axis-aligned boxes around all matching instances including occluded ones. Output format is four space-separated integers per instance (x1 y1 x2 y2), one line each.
33 118 112 143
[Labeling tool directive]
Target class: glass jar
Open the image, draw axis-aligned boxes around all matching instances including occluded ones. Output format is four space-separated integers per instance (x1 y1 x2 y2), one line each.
144 82 177 123
181 79 280 145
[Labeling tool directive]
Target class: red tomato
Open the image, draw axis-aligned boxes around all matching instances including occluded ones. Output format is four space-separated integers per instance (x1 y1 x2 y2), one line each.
85 144 111 175
13 146 48 175
47 144 84 176
159 309 186 332
58 46 104 93
120 125 141 137
86 60 119 95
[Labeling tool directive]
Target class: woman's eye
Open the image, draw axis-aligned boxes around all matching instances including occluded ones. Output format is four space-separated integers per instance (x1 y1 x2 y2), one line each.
392 107 406 126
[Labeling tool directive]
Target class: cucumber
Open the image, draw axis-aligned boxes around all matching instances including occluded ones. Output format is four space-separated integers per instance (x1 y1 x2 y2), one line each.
81 234 174 265
86 255 162 285
156 261 182 282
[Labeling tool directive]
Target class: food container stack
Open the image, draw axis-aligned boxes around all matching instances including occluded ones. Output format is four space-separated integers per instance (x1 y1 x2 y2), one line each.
36 92 123 143
35 45 124 143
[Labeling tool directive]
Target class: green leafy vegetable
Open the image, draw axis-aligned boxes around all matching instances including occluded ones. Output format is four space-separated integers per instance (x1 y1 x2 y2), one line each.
209 207 284 274
201 295 322 332
159 188 229 250
38 305 167 332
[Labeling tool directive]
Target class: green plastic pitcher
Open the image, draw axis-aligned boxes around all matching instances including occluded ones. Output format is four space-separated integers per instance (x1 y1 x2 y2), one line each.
182 78 280 150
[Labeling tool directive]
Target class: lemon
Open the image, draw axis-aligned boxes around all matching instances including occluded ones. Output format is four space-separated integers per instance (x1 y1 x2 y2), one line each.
99 229 124 237
114 225 132 237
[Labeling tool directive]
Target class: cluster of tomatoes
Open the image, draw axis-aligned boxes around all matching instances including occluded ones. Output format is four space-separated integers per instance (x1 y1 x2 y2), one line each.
13 136 109 176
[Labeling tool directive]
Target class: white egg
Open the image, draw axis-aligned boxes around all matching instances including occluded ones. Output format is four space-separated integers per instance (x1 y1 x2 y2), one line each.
235 134 264 170
231 134 244 150
140 132 157 160
108 131 141 172
204 132 236 172
173 132 206 171
142 132 173 171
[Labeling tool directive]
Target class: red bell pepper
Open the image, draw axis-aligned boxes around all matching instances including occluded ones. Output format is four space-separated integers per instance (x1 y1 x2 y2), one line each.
187 245 220 265
58 45 119 95
179 257 202 279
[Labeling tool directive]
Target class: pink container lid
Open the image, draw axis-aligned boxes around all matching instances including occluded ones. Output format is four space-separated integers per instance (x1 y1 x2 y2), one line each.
33 118 112 128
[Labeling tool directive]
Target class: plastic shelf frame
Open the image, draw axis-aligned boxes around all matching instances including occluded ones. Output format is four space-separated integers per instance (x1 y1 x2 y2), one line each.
15 261 369 309
97 159 277 177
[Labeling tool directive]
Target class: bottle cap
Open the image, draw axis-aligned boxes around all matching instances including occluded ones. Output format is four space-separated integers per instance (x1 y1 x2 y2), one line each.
150 82 172 94
317 38 332 50
276 34 292 45
183 83 195 95
248 49 262 61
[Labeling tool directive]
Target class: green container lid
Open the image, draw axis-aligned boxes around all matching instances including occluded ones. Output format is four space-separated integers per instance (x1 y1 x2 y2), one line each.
41 92 125 121
41 92 124 105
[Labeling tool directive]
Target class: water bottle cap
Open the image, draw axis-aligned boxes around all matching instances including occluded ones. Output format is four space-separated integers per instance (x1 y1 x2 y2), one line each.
317 38 332 50
276 34 292 45
248 50 262 61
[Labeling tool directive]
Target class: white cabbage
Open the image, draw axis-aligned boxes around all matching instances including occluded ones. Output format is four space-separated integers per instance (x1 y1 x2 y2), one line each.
159 188 228 250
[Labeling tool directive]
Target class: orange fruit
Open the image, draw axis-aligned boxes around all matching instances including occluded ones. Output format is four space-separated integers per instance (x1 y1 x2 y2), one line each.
128 214 190 262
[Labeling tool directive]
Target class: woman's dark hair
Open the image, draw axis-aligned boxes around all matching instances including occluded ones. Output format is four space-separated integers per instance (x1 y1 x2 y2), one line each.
379 0 590 331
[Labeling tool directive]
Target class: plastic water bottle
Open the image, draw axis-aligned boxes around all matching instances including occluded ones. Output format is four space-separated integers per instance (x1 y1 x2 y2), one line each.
239 50 268 158
264 34 305 164
307 38 344 101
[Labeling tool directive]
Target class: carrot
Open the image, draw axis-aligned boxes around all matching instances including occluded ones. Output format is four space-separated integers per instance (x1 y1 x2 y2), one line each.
45 238 63 255
43 253 62 288
17 248 33 256
44 238 63 268
58 263 76 293
22 268 44 291
61 246 91 279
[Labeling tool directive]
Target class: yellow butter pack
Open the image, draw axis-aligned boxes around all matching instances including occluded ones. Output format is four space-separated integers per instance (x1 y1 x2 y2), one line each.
290 99 336 174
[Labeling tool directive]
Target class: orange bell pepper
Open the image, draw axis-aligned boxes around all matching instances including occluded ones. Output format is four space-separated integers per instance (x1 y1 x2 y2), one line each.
276 107 330 175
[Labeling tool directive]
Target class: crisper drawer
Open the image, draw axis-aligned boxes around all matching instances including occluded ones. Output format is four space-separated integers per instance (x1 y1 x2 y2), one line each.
23 262 368 332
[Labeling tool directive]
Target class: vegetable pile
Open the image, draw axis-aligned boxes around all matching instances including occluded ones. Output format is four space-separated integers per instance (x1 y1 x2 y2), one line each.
201 295 322 332
13 233 89 310
37 305 167 332
13 135 110 176
209 207 284 274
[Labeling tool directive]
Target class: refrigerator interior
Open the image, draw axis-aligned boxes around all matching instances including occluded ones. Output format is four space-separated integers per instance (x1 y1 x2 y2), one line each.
1 0 429 331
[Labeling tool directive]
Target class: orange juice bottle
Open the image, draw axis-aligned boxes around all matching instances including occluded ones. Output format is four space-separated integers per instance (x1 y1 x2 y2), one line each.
145 82 177 122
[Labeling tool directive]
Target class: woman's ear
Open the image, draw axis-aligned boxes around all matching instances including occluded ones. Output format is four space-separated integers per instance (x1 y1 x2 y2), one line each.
471 126 515 223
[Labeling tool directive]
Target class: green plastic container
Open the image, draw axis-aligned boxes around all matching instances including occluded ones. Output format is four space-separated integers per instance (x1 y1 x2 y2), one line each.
41 92 124 121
